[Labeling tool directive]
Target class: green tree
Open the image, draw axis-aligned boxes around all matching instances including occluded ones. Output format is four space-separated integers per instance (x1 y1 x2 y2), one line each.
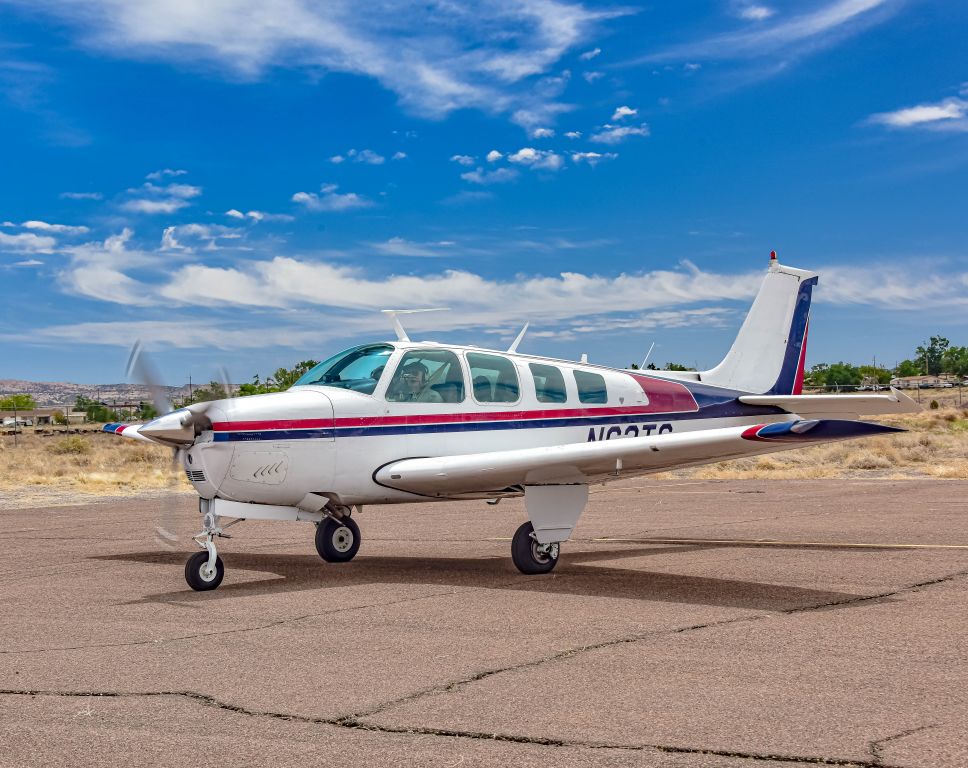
822 362 862 388
858 365 892 386
805 363 829 387
238 360 320 396
136 401 159 421
191 381 230 402
74 395 119 423
941 346 968 377
51 409 68 425
0 393 36 411
894 359 921 378
916 336 950 376
664 362 692 371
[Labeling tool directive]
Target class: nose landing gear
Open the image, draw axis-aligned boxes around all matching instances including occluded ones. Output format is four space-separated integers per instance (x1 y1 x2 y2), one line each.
185 510 231 591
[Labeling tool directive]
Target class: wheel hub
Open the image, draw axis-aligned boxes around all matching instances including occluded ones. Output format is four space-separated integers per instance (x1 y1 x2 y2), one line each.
332 526 354 553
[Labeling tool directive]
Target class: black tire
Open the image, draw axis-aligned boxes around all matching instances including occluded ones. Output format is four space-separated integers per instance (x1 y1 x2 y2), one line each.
185 551 224 591
315 517 361 563
511 521 559 575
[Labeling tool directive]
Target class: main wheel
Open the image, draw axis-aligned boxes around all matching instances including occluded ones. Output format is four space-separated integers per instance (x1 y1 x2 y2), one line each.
185 551 224 591
511 521 559 575
315 517 361 563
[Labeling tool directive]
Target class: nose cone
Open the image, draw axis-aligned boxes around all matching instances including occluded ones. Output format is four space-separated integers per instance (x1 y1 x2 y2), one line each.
139 408 195 444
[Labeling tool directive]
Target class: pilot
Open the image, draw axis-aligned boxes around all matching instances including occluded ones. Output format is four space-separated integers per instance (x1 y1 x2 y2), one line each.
397 361 443 402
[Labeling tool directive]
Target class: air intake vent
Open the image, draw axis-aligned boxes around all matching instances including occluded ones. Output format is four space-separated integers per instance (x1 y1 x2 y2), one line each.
186 469 206 483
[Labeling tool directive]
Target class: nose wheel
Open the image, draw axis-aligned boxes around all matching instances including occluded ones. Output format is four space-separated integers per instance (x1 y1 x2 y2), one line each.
315 515 361 563
511 521 560 575
185 550 224 591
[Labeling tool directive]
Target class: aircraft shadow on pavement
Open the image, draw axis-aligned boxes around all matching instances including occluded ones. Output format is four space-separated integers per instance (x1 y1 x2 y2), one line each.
94 545 868 613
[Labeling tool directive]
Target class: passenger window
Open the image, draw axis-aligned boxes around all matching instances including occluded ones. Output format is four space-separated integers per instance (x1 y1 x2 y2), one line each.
467 353 520 403
574 370 608 404
529 363 567 403
386 350 465 403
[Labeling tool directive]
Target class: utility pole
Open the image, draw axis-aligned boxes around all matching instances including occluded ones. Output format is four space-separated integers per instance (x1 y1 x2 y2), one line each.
188 374 193 405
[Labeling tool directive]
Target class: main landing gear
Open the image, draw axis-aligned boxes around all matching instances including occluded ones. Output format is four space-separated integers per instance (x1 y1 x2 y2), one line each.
315 514 361 563
511 521 560 575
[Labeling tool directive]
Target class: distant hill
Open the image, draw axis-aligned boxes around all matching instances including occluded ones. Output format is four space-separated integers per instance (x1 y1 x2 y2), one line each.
0 379 196 407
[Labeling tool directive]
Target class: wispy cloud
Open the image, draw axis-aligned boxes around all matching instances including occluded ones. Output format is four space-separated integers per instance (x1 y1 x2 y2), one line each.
867 97 968 132
579 47 601 61
571 151 617 165
736 5 775 21
460 167 519 185
9 0 621 127
146 168 187 180
450 154 477 166
0 231 57 253
640 0 894 63
122 181 202 215
6 220 89 235
225 209 294 222
60 191 103 201
589 123 650 144
292 183 374 211
370 236 456 257
611 105 637 120
507 147 565 170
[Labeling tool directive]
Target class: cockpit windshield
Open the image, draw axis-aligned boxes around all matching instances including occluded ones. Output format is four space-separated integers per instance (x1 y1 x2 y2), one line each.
292 344 394 395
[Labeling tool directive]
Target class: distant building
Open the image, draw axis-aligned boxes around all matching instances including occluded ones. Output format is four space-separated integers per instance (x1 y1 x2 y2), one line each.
0 408 86 426
890 374 960 389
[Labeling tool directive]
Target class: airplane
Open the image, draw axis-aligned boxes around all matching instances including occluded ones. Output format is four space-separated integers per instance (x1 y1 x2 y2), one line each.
105 253 919 590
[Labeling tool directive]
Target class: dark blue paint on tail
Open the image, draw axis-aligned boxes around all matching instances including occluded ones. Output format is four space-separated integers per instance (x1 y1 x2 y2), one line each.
766 276 818 395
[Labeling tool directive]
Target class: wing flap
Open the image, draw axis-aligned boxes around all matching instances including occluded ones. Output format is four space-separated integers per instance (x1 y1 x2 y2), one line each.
375 419 903 496
739 387 920 418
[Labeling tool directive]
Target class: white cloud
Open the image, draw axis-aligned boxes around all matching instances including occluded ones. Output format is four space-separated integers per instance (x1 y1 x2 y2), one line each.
329 155 345 164
0 231 57 253
579 47 601 61
564 130 582 139
486 150 503 162
737 5 775 21
15 0 619 126
12 259 44 267
225 209 293 222
507 147 565 170
571 151 617 165
59 191 103 200
683 62 701 71
292 183 374 211
531 127 555 138
450 154 477 166
161 223 243 251
611 105 637 120
370 236 455 257
146 168 187 180
582 71 603 83
590 123 650 144
58 229 157 305
121 198 189 214
13 220 89 235
460 167 520 185
643 0 893 62
347 148 385 164
867 98 968 131
392 151 407 160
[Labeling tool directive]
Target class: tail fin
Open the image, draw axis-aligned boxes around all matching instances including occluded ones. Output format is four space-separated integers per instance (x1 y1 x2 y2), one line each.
701 257 818 395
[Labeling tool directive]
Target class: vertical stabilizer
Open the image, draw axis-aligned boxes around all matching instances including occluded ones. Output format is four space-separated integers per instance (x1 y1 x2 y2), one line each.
701 257 818 395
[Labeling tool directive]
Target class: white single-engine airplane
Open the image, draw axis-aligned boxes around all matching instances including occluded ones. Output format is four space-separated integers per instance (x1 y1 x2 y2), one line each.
106 254 918 590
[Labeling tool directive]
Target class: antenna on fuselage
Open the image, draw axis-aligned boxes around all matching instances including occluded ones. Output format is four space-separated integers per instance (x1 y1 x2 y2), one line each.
381 308 450 342
640 341 656 370
580 353 588 363
507 322 529 353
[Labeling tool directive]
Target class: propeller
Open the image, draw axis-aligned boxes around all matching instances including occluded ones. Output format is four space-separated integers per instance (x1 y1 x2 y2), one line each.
125 342 232 549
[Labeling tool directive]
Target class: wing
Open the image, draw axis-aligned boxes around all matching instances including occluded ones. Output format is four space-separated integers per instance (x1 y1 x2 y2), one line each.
374 419 903 497
739 387 919 418
102 423 156 443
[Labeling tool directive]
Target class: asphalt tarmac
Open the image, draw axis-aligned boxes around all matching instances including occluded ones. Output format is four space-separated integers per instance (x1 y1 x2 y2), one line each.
1 478 966 767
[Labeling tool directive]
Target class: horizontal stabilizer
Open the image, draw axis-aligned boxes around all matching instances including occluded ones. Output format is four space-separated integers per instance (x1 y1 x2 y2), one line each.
375 419 902 497
739 387 920 418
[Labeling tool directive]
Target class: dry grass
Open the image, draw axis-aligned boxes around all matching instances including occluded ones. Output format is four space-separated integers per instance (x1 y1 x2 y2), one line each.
0 430 188 497
671 406 968 480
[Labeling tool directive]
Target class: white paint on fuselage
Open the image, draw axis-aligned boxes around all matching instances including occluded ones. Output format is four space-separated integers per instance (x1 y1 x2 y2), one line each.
185 342 791 507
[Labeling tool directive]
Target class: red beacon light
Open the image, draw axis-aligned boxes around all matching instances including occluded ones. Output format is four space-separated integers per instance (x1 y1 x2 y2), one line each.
770 250 777 261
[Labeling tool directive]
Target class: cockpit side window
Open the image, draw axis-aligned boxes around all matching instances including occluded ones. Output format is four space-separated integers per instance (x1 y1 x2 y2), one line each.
529 363 568 403
467 353 520 403
292 345 394 395
386 350 465 403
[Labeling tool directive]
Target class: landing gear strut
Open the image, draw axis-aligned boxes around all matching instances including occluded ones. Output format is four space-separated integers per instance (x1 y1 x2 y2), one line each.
511 521 560 575
185 510 227 591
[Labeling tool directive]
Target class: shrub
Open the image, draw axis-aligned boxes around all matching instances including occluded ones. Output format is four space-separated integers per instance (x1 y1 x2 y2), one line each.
930 400 940 410
48 436 91 455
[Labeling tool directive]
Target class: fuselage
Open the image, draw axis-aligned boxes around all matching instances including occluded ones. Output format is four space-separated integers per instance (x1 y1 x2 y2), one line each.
179 341 791 507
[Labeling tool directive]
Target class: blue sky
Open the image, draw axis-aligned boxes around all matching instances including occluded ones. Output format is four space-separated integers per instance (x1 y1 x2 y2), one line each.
1 0 966 384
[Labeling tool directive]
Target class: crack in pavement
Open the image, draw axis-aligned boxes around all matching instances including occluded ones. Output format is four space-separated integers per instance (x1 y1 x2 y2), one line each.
345 568 968 723
0 688 905 767
868 724 940 765
0 583 515 655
